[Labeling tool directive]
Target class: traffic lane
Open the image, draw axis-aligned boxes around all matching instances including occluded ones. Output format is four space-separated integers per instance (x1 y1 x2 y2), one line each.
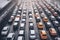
25 2 29 40
37 1 60 39
35 2 53 40
31 1 40 40
41 0 60 37
0 1 21 40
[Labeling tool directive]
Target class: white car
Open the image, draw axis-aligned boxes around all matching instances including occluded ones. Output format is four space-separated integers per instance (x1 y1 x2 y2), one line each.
23 11 26 14
8 16 14 24
29 17 33 20
29 22 34 27
53 21 59 27
18 11 21 14
20 23 25 30
23 14 26 17
41 13 46 18
14 17 20 22
30 30 36 39
55 37 60 40
1 26 9 36
19 30 24 36
16 14 20 17
17 36 24 40
13 22 18 31
29 14 32 16
19 7 22 11
50 15 56 21
21 19 26 22
29 22 34 29
46 22 52 28
36 17 40 22
7 33 15 40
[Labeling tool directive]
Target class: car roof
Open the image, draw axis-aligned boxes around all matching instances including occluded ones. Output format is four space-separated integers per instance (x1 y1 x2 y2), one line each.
41 30 46 34
3 26 8 30
18 36 23 40
7 33 14 38
30 30 35 34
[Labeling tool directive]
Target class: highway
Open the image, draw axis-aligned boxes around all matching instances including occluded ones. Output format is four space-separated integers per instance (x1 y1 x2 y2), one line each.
0 0 60 40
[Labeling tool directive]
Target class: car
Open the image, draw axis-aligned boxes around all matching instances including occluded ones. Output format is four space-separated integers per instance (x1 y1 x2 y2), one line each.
18 11 21 14
23 14 26 17
37 22 44 29
41 13 46 18
16 14 20 17
56 8 60 14
36 17 40 22
57 16 60 21
35 13 39 18
23 8 27 11
47 6 51 9
40 30 47 40
1 26 9 36
13 22 19 31
22 16 26 19
29 30 36 40
20 23 25 30
39 9 43 13
34 10 38 13
53 21 59 27
29 22 34 29
54 7 59 12
55 37 60 40
12 13 16 16
18 30 24 36
48 6 52 10
14 17 20 22
50 9 55 13
35 13 39 15
8 18 13 24
7 33 15 40
21 18 26 23
49 28 57 36
45 10 51 16
29 16 33 20
28 9 32 14
34 7 37 10
58 27 60 33
10 16 15 19
53 12 58 17
43 5 46 9
17 36 24 40
43 17 48 22
8 16 14 24
19 7 22 11
38 6 41 10
23 11 27 14
49 15 56 21
50 3 54 7
46 22 52 28
29 13 32 16
46 4 50 8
